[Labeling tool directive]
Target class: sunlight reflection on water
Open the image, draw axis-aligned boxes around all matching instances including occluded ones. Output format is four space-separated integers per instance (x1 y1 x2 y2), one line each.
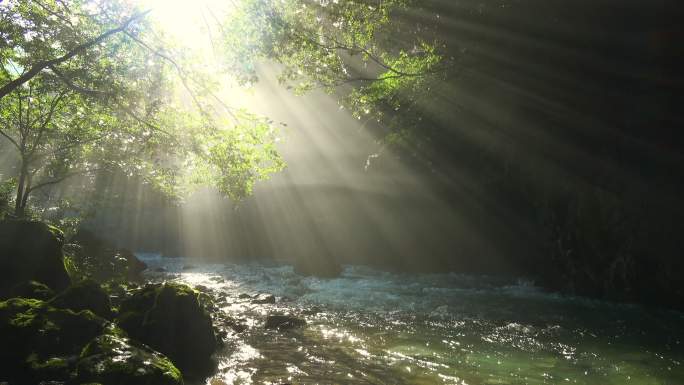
136 254 684 385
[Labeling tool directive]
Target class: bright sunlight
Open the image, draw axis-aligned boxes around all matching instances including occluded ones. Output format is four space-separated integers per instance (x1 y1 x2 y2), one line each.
1 1 683 385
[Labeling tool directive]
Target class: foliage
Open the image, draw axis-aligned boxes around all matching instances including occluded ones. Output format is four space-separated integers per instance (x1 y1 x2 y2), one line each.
221 0 446 127
0 0 284 218
0 176 17 219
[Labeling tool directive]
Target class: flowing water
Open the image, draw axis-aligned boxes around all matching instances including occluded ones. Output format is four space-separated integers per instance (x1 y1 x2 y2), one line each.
137 254 684 385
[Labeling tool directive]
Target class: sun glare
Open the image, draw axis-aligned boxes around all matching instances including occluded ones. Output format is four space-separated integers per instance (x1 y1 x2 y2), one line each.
134 0 230 53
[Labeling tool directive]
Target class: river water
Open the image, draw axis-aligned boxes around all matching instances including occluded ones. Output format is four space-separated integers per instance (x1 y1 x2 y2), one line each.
137 254 684 385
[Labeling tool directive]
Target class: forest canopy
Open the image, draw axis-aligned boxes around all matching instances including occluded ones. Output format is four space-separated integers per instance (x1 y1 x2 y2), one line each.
0 0 444 219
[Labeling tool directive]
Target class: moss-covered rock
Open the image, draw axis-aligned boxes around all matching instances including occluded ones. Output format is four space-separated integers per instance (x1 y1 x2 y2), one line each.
0 220 71 298
76 329 183 385
50 279 113 319
0 297 106 383
69 228 148 282
117 282 216 373
0 296 185 384
10 280 55 300
24 353 72 382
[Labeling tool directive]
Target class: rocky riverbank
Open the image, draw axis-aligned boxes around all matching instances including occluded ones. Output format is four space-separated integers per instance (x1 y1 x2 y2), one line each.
0 220 224 384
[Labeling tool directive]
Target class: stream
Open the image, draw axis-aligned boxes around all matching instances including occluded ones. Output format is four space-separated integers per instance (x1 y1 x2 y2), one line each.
137 254 684 385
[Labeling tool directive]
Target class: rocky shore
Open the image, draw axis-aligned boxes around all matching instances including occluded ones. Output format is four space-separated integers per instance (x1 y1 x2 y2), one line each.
0 220 308 384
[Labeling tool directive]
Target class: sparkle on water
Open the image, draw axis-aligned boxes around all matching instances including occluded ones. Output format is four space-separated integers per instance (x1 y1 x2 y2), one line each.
138 254 684 385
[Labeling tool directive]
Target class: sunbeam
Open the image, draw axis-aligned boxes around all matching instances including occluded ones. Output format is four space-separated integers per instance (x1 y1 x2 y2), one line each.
1 1 683 384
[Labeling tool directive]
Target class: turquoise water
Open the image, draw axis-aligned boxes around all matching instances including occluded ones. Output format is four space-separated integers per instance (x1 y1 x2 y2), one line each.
138 255 684 385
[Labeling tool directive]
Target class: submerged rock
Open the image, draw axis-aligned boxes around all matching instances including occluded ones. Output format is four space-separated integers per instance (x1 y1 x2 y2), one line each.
117 282 217 373
0 220 71 298
251 293 276 304
264 314 306 330
76 330 183 385
50 279 113 319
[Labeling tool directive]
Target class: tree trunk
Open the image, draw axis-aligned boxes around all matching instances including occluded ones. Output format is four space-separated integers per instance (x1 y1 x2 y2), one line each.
14 163 28 218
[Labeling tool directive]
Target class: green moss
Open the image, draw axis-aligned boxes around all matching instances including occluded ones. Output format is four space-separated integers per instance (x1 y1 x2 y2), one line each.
46 223 65 240
1 297 106 358
10 280 55 300
0 294 186 385
116 282 216 374
77 332 183 385
0 298 108 383
26 354 68 369
49 279 113 319
0 297 44 311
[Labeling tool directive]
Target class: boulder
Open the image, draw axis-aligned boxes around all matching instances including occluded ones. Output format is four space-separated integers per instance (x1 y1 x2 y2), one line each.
117 283 217 373
119 248 149 280
251 293 276 304
0 297 106 383
69 228 147 282
10 280 55 300
264 314 306 330
0 221 71 297
50 279 113 319
76 331 183 385
0 297 183 385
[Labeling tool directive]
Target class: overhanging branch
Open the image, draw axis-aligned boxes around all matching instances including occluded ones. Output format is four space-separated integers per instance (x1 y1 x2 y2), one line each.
0 10 150 100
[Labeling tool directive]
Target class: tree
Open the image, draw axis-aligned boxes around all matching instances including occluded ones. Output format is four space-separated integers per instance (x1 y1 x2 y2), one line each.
0 0 284 218
221 0 446 119
0 0 151 99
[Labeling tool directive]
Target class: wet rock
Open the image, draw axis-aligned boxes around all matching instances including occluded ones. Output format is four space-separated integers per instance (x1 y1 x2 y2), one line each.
0 220 71 298
225 316 248 333
50 279 113 319
119 248 148 280
117 282 217 373
251 293 276 304
10 280 55 300
430 305 449 318
264 314 306 330
182 264 196 270
69 228 147 282
238 293 252 299
301 306 322 315
76 330 183 385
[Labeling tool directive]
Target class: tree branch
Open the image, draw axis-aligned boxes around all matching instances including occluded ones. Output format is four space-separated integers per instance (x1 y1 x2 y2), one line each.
0 128 20 151
0 10 150 100
28 90 69 157
26 168 97 194
122 31 214 119
48 64 174 138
